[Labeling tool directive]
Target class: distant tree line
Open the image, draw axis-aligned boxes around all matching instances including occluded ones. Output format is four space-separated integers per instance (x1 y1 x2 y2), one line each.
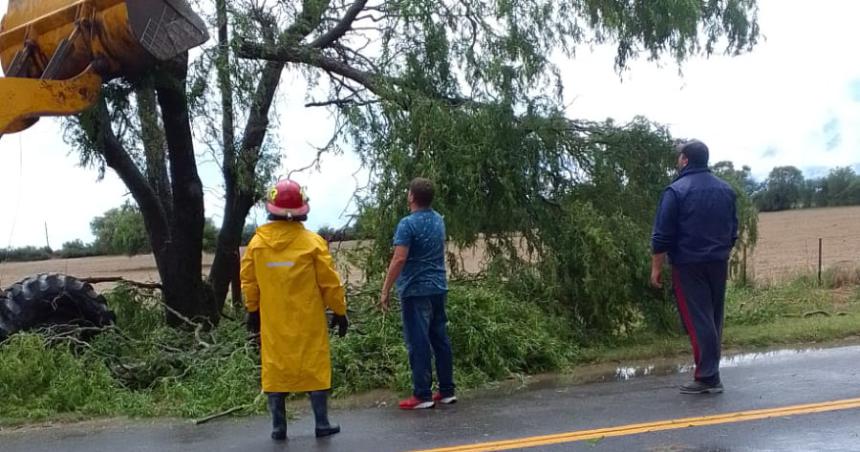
1 202 220 263
709 162 860 212
752 166 860 212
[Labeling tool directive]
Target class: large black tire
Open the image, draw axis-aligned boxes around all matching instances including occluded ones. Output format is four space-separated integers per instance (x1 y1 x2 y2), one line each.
0 273 115 342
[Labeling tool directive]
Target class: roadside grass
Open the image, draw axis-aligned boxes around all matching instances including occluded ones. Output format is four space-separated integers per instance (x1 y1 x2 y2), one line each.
580 272 860 363
1 272 858 426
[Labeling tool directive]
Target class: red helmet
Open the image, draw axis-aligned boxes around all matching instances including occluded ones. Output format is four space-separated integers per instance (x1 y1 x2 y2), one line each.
266 179 310 218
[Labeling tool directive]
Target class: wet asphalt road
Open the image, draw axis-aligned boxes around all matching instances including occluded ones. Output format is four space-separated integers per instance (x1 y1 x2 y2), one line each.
2 345 860 452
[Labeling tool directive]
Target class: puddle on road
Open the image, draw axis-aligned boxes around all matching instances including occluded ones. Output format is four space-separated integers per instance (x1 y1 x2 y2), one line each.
313 342 860 409
611 346 846 382
480 342 860 395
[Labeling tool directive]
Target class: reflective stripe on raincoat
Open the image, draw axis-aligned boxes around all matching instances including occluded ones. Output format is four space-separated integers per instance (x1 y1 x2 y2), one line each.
240 221 347 393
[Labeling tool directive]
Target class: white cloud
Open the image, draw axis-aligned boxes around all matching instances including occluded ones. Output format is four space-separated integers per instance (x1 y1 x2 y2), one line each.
2 0 859 247
557 0 860 179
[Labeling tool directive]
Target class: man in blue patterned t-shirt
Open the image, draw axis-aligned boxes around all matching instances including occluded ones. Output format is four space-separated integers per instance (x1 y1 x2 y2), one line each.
380 177 456 410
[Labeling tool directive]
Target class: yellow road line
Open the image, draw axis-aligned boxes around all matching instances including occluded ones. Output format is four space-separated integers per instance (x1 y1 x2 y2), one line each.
414 397 860 452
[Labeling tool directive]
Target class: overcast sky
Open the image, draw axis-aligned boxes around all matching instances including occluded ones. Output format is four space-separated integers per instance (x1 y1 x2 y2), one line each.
1 0 858 248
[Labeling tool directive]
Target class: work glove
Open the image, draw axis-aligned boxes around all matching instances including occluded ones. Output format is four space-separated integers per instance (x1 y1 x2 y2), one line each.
246 311 261 349
329 314 349 338
246 310 261 334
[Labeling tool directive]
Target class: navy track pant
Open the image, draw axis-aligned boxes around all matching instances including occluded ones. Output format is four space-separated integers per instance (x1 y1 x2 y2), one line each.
672 261 728 385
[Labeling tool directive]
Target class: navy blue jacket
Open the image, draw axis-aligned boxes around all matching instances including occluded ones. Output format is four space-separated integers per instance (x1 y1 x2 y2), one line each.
651 166 738 265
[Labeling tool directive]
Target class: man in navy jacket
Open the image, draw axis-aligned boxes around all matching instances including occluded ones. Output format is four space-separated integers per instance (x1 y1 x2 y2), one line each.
651 140 738 394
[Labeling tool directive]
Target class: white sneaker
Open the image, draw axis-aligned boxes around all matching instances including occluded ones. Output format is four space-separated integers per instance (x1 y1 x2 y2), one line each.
433 392 458 404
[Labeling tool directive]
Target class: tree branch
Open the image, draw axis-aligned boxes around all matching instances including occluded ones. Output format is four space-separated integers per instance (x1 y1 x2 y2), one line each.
154 55 209 323
155 55 205 222
237 40 480 111
309 0 369 48
238 62 284 167
237 42 385 96
283 0 332 44
88 98 170 253
81 276 163 290
209 57 285 311
135 84 173 219
216 0 237 193
305 97 377 108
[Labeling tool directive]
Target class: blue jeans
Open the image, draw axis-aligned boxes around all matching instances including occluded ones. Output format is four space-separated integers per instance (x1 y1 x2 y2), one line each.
401 293 455 401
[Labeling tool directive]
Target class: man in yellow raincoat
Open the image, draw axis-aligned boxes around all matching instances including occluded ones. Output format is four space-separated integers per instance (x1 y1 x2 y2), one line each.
241 179 349 441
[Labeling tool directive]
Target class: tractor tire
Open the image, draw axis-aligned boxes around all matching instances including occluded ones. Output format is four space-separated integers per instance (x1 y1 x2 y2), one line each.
0 273 115 342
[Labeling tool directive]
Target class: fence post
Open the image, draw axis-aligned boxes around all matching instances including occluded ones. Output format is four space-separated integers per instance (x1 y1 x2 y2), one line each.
818 237 823 286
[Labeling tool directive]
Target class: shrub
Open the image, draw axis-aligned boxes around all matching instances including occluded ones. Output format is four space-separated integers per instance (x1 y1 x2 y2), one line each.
59 240 99 259
0 246 53 263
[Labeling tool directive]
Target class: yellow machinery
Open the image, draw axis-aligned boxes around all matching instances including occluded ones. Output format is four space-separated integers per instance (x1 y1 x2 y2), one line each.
0 0 208 135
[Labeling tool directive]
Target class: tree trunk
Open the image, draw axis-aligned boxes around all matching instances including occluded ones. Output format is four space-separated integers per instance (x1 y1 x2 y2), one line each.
209 60 285 309
230 252 243 311
155 55 218 326
209 191 253 313
158 253 216 326
209 0 243 313
90 92 214 326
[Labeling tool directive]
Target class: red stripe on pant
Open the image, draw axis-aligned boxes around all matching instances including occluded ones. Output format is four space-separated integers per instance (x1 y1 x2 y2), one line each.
673 268 701 379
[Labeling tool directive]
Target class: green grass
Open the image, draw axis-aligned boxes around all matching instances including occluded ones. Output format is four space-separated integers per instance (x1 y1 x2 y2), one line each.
578 278 860 364
331 282 578 394
0 276 858 426
0 280 577 425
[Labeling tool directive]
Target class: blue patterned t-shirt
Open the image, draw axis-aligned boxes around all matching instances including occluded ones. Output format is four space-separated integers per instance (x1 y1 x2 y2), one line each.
393 209 448 298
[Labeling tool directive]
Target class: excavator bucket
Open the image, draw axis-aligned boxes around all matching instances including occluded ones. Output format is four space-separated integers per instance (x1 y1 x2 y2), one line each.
0 0 208 135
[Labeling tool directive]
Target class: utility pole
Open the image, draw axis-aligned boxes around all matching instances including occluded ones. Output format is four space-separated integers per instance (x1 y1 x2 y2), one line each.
44 221 51 251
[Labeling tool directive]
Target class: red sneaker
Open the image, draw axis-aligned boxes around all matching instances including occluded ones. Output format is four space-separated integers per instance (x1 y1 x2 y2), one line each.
433 392 458 404
399 396 435 410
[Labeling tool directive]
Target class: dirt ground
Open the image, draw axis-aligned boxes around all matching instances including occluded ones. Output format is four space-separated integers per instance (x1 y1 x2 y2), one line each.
1 206 858 289
750 206 860 283
0 253 202 291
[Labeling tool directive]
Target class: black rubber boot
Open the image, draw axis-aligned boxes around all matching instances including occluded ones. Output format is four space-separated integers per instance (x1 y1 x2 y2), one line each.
310 391 341 438
268 393 287 440
680 380 724 394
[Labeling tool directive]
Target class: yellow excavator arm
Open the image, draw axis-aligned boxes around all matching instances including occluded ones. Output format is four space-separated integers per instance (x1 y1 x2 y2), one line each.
0 66 102 134
0 0 208 135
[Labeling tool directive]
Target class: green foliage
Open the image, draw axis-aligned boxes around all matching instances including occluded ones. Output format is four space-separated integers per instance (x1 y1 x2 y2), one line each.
0 279 580 422
354 108 681 337
712 161 758 197
724 276 858 326
331 280 578 394
755 166 804 211
90 202 219 256
712 161 759 284
3 274 858 424
202 218 219 254
60 0 758 326
756 166 860 211
819 167 860 207
59 240 100 259
535 201 677 335
0 334 131 421
91 202 151 256
335 0 758 340
0 246 53 263
0 241 101 262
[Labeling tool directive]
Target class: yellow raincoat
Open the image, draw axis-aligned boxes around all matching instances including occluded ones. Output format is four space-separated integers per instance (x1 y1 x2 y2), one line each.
240 221 347 393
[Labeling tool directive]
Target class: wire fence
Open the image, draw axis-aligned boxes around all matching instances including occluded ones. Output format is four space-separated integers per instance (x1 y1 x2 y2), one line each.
747 233 860 284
